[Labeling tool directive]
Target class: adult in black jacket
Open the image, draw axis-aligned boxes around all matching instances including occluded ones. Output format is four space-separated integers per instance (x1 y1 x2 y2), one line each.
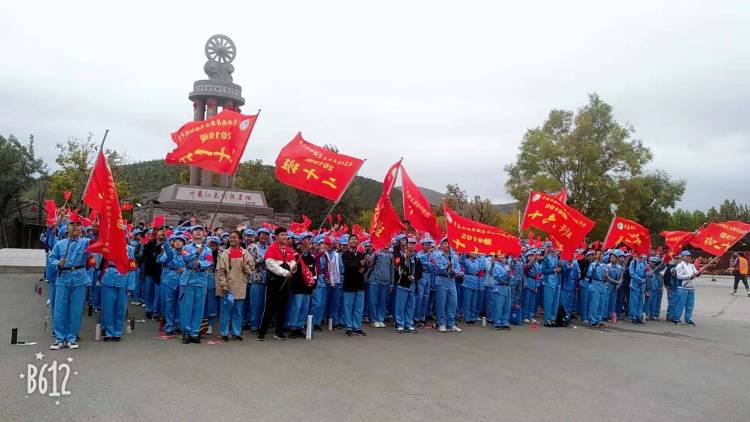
341 235 367 336
142 229 165 318
393 239 423 333
288 234 317 338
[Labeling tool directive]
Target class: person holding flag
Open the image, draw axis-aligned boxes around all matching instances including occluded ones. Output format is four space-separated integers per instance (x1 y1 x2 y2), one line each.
674 251 700 326
540 244 562 327
489 254 513 330
628 254 648 324
100 231 136 342
157 233 188 335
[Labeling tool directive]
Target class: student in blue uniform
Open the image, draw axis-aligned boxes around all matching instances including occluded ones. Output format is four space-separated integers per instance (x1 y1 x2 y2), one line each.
157 234 187 335
432 238 463 333
368 242 393 328
628 254 648 324
603 251 623 321
509 254 525 325
521 249 541 324
560 258 580 322
541 245 562 326
585 251 607 327
101 238 135 342
460 253 486 325
179 225 213 344
204 236 221 335
489 254 513 330
245 227 270 334
48 219 91 350
644 256 664 320
416 238 435 325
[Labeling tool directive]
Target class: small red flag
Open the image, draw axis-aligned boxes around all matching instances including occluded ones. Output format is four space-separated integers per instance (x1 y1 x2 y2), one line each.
444 204 521 256
121 203 133 211
603 216 651 255
401 165 443 242
689 221 750 256
274 132 365 202
522 191 595 257
82 151 129 274
382 160 402 198
659 230 695 255
44 199 57 226
229 248 243 259
369 194 406 250
63 191 72 201
553 188 568 204
151 215 166 229
165 109 258 175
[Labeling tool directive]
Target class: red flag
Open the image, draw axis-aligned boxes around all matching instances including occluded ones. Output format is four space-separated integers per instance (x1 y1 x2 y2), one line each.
63 190 72 201
553 188 568 204
382 160 402 198
689 221 750 256
444 204 521 256
603 216 651 255
87 210 98 225
660 230 695 255
151 215 166 229
369 194 406 250
44 199 57 226
82 151 129 274
401 165 444 242
121 203 133 211
522 191 595 256
274 132 365 201
165 109 258 175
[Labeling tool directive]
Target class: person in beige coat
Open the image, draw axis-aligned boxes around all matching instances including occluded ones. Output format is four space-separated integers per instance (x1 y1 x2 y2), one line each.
216 231 255 341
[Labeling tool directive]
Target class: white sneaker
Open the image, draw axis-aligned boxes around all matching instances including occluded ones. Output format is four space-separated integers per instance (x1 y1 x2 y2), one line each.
378 322 386 328
46 299 50 307
523 318 530 324
206 326 213 335
395 327 404 333
438 325 447 333
731 291 738 296
530 319 538 324
50 342 63 350
449 326 462 333
68 342 79 349
371 322 380 328
746 292 750 297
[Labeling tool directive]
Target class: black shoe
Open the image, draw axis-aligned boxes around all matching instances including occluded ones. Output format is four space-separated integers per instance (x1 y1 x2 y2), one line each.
145 312 153 319
313 325 322 332
354 330 367 336
505 326 511 331
466 320 476 325
190 336 201 344
103 336 111 342
289 330 302 339
257 335 266 341
346 330 353 336
181 335 190 344
242 323 252 330
174 328 182 334
233 335 243 341
165 331 174 336
686 321 696 326
273 333 287 340
221 336 229 342
113 336 121 342
250 329 258 335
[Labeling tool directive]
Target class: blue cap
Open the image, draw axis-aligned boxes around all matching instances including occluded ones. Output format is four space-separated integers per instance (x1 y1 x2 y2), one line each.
530 248 541 255
191 225 205 232
206 236 221 244
544 241 553 248
420 237 434 245
407 236 417 244
392 234 406 244
169 234 187 243
243 228 257 237
362 240 371 247
440 236 449 244
220 232 229 239
680 250 691 257
585 250 595 256
649 256 661 263
339 234 349 245
132 229 143 236
288 232 298 240
257 227 271 235
298 231 314 241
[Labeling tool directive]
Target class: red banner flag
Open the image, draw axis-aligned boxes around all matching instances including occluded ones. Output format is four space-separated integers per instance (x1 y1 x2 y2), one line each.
165 109 258 175
401 166 444 241
522 191 595 256
63 190 72 201
369 194 406 250
603 216 652 255
44 199 57 226
660 230 695 255
274 132 365 202
553 188 568 204
151 214 166 229
689 221 750 256
82 151 129 274
444 204 521 256
382 160 402 198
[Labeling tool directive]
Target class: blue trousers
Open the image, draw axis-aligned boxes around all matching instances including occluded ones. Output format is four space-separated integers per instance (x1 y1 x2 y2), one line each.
326 285 343 325
420 278 434 321
510 287 522 325
461 286 479 322
363 282 370 319
543 284 560 322
587 281 604 324
143 275 156 313
605 283 617 319
287 294 310 329
645 289 662 318
47 280 57 316
163 282 180 333
456 281 463 316
394 286 415 329
485 286 496 324
476 288 485 318
666 287 677 321
369 282 389 323
53 284 86 343
560 289 575 319
435 279 457 328
180 285 206 337
414 278 428 322
521 288 536 320
342 290 365 331
579 282 590 321
615 282 627 316
628 287 645 321
220 298 244 336
101 284 127 337
311 285 327 326
152 281 163 316
493 286 512 327
674 288 695 323
205 287 217 324
247 283 265 330
90 283 101 310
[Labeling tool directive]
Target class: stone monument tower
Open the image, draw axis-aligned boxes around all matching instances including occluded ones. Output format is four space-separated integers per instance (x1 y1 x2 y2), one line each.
188 34 245 189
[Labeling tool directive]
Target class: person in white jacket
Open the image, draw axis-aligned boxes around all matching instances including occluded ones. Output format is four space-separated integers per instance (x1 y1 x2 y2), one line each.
674 250 701 326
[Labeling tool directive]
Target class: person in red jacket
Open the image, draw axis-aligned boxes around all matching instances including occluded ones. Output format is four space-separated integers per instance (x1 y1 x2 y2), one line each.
257 227 297 341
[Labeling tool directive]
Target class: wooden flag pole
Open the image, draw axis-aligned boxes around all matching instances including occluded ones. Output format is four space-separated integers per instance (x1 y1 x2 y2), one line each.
315 158 367 234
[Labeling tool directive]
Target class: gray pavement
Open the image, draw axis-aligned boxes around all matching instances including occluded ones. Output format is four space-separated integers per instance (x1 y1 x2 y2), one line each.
1 272 749 422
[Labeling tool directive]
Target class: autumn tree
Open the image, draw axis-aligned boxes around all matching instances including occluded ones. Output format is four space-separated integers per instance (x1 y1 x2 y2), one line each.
0 134 47 214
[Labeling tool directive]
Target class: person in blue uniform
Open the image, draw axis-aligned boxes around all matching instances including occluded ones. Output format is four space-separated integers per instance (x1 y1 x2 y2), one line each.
368 242 393 328
585 251 607 327
489 254 513 330
509 254 525 325
287 232 317 338
415 238 435 326
245 227 270 334
577 250 595 322
101 238 135 342
48 219 91 350
204 235 221 335
432 238 463 333
179 225 213 344
393 238 422 333
644 256 664 320
603 251 623 322
310 235 330 331
540 245 562 327
560 257 580 322
628 254 648 324
44 224 62 315
460 253 486 325
157 234 187 335
521 249 541 324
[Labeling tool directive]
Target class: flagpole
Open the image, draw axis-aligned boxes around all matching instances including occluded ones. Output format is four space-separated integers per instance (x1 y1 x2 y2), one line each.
603 213 616 249
519 191 532 239
315 158 367 233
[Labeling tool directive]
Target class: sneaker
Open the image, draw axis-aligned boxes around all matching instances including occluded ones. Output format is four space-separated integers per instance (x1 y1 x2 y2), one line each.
206 326 213 335
438 325 447 333
449 326 462 333
466 320 476 325
221 336 229 342
233 335 243 341
395 327 404 333
103 336 111 342
686 321 696 326
68 342 79 349
406 327 417 333
731 291 738 296
257 335 266 341
493 326 504 330
273 333 287 340
113 337 121 342
50 342 63 350
354 330 367 336
181 335 190 344
530 319 538 324
140 303 146 307
345 330 353 336
371 322 380 328
523 319 530 324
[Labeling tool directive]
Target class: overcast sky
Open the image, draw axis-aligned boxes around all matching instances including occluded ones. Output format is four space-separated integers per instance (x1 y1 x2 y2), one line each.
1 1 747 211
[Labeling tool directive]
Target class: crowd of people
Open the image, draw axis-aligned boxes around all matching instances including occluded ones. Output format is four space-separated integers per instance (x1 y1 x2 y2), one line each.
40 217 712 350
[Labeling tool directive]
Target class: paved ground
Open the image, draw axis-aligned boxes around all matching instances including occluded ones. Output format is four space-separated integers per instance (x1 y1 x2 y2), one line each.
1 272 749 422
0 249 46 273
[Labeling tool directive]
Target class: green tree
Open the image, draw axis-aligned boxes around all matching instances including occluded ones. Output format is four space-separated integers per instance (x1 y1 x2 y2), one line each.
617 170 686 235
505 93 683 237
0 134 47 215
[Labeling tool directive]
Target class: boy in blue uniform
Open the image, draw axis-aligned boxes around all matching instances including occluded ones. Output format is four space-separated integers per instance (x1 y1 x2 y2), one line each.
101 239 136 341
628 254 648 324
432 238 463 333
179 225 213 344
48 219 91 350
460 253 486 325
157 234 187 335
541 245 562 327
644 256 664 320
521 249 541 324
414 238 434 326
368 244 393 328
489 254 513 330
585 252 607 327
